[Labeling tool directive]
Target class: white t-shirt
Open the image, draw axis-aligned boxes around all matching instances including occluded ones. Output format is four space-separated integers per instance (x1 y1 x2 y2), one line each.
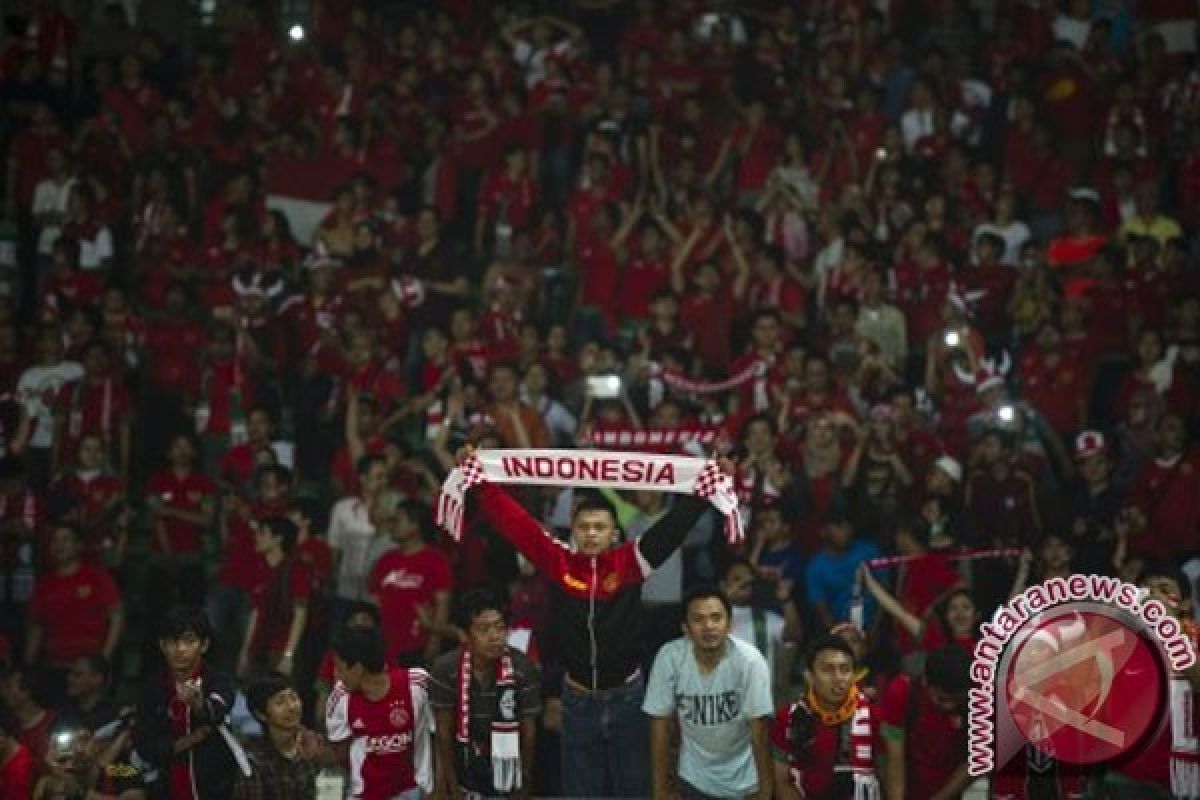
643 636 774 797
900 108 970 153
77 225 114 270
328 496 377 601
16 361 83 448
730 605 786 681
31 177 76 255
973 221 1032 267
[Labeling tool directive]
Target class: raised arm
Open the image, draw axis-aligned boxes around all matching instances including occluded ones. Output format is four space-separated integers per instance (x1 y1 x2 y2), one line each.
634 493 710 571
472 481 567 578
858 563 922 640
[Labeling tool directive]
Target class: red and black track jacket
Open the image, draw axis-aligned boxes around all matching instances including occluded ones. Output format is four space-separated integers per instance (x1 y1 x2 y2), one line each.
472 482 709 690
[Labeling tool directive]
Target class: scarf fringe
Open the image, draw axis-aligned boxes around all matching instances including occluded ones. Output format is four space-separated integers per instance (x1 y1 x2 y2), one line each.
457 647 523 793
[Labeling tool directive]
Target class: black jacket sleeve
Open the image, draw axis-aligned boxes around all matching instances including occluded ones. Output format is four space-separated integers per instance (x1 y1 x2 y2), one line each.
634 494 711 570
133 680 173 770
190 668 236 727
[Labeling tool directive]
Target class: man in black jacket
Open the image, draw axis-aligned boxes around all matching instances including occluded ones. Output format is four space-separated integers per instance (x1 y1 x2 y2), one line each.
134 606 242 800
464 446 729 797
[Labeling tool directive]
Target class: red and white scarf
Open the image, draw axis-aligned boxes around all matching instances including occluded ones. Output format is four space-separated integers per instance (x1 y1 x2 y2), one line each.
648 359 767 395
1171 619 1200 798
581 425 721 452
436 449 743 544
787 689 880 800
457 647 522 793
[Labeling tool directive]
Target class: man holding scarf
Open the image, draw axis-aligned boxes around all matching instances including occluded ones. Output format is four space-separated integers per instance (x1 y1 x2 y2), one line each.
771 633 881 800
445 445 733 797
429 588 541 798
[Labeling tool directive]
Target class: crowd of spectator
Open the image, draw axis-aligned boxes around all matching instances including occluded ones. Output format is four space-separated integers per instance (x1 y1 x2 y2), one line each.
1 0 1200 797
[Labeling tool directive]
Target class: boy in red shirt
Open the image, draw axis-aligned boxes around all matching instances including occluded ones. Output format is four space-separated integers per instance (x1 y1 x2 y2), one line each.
0 708 34 800
772 633 881 799
237 516 310 680
24 523 122 707
326 627 435 799
144 434 217 664
881 645 972 800
367 494 452 667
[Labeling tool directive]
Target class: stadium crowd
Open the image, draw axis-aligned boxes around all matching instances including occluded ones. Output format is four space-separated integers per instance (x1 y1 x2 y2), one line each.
1 0 1200 797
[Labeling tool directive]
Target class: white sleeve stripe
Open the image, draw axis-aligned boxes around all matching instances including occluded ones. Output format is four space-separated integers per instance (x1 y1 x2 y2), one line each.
634 545 654 578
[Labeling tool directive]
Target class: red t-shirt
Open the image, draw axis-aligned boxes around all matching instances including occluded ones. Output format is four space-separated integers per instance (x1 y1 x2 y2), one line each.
0 741 33 800
143 319 207 394
1125 455 1200 559
477 170 537 232
680 292 735 370
296 536 334 601
368 546 453 660
894 554 966 655
1019 351 1089 435
327 667 429 798
17 711 54 779
145 469 217 555
770 694 880 797
250 559 312 657
575 235 620 317
28 564 120 664
619 255 670 320
218 442 273 489
880 674 967 798
55 378 132 454
54 471 124 559
216 499 286 592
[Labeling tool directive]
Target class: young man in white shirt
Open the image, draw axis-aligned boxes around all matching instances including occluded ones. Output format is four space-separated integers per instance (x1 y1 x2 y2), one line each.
327 455 388 632
644 586 774 800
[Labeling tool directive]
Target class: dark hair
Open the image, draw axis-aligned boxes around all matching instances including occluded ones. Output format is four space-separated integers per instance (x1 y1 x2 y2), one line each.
343 601 381 628
455 587 510 630
398 499 433 534
256 464 293 488
247 673 293 720
805 633 857 670
824 511 853 529
159 605 212 642
1143 561 1193 601
683 585 733 618
719 557 757 582
925 645 971 693
740 412 778 439
572 491 618 524
52 520 84 543
896 516 931 548
332 628 387 673
355 454 386 478
260 516 298 554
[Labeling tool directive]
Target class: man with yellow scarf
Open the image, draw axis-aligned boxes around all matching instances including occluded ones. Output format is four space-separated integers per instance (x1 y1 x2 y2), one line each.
771 633 881 800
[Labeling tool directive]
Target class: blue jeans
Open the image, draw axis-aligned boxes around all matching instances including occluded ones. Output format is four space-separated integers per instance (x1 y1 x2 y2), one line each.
561 674 650 798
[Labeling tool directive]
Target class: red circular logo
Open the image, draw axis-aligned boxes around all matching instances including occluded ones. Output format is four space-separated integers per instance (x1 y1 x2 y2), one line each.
1004 609 1165 765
